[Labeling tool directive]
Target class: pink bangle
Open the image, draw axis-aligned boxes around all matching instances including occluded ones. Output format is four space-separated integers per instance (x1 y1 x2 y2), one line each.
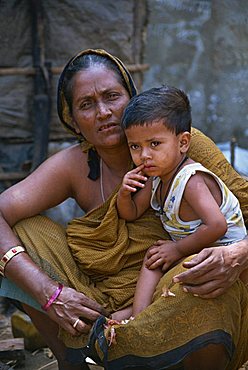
41 283 64 311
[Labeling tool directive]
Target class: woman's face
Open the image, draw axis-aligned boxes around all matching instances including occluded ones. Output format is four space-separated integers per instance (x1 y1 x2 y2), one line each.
70 65 130 149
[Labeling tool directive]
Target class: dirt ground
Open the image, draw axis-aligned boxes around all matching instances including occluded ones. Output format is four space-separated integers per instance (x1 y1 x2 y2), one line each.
0 299 102 370
0 298 247 370
0 301 56 370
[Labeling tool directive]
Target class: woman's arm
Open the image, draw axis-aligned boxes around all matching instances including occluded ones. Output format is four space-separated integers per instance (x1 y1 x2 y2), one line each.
173 236 248 298
0 146 106 333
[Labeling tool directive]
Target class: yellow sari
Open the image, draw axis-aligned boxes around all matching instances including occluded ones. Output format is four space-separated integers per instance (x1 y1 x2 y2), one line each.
11 128 248 369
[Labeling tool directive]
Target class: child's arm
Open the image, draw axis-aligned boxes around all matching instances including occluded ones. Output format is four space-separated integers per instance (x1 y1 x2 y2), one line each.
117 164 152 221
174 172 227 257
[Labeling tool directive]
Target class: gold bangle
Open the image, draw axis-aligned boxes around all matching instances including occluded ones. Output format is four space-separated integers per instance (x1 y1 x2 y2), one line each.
0 246 26 277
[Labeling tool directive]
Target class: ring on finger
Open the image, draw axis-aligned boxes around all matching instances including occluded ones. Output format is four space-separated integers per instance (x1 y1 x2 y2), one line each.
73 318 80 328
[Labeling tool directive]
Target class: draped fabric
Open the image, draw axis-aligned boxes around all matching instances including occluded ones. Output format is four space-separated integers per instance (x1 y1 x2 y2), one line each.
0 127 244 369
94 270 248 370
4 127 247 369
11 187 248 369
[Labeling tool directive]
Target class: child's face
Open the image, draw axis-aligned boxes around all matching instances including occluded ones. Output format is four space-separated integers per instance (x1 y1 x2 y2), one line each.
125 120 190 181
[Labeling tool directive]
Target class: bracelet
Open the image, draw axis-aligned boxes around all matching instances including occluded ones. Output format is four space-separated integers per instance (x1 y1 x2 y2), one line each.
0 246 26 277
41 283 64 311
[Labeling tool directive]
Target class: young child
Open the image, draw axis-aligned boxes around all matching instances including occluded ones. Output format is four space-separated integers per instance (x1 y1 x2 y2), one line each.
117 85 247 317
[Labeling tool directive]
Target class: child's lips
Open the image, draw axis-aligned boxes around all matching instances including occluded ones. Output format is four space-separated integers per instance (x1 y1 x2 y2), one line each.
143 164 156 172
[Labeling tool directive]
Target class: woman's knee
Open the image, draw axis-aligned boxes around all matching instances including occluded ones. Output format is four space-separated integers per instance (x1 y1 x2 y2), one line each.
183 343 230 370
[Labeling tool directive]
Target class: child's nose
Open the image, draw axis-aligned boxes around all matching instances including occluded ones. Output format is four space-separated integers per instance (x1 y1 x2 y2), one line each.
141 148 152 160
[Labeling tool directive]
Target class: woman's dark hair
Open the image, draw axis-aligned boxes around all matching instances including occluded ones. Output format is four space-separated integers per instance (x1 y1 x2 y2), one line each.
63 54 129 114
121 85 192 135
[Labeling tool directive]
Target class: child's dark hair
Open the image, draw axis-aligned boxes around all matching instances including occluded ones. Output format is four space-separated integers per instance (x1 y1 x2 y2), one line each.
121 85 192 135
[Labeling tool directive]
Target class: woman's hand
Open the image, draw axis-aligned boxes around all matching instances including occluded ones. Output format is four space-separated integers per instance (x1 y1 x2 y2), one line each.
173 238 248 298
46 286 108 336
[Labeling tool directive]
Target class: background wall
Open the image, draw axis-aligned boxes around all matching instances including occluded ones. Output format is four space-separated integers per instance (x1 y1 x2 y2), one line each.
0 0 247 196
0 0 147 192
143 0 248 149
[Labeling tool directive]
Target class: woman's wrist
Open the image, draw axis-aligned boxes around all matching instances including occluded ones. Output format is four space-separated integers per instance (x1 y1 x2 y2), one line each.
41 283 64 311
2 250 62 307
227 237 248 272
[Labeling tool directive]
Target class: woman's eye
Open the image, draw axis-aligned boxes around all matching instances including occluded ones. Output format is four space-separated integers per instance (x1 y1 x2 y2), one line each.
107 92 119 100
151 141 160 147
80 101 93 109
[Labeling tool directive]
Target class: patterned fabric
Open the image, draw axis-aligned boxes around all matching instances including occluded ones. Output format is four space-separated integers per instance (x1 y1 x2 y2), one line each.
151 162 247 244
94 273 248 370
7 192 248 370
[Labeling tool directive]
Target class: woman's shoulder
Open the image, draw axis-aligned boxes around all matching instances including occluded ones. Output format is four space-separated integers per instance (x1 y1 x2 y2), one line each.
53 142 85 156
49 143 87 167
34 143 89 188
189 127 221 160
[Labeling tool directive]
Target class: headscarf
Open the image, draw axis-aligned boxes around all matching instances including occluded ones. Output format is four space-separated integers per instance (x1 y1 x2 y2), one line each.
57 49 137 179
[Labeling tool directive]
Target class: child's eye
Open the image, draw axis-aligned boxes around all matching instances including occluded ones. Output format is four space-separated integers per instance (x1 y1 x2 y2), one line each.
129 144 139 150
151 141 160 147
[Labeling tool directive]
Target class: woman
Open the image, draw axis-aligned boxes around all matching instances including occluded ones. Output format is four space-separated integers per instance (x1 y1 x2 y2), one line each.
0 49 247 370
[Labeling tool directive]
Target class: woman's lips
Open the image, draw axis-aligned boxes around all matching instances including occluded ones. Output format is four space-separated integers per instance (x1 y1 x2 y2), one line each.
98 123 117 132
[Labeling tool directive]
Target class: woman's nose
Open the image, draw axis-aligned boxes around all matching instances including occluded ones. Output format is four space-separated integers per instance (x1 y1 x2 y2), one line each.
96 102 111 120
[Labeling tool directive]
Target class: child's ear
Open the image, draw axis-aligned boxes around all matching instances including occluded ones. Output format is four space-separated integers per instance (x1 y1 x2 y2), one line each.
179 131 191 153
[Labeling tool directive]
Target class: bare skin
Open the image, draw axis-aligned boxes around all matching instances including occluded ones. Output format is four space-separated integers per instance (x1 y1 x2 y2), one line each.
0 64 247 369
174 238 248 298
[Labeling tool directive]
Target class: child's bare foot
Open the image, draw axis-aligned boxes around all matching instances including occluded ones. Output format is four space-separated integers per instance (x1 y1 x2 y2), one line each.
104 317 134 346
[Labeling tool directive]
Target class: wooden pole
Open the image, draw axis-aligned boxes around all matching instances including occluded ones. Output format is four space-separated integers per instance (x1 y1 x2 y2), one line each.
0 63 149 76
30 0 51 171
0 172 28 181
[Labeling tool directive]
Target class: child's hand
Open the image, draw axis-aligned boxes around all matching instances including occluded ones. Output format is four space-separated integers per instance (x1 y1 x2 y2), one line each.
119 164 147 197
145 240 184 272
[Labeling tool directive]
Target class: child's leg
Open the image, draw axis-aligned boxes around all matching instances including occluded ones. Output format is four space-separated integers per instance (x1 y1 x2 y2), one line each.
111 306 133 321
132 253 163 317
